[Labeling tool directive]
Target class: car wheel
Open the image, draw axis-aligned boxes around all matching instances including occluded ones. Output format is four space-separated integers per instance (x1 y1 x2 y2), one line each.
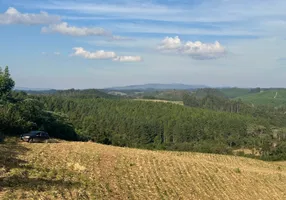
28 138 33 143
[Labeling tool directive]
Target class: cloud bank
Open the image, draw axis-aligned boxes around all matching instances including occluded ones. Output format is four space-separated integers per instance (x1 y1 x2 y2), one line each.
0 7 60 25
72 47 142 62
158 36 226 60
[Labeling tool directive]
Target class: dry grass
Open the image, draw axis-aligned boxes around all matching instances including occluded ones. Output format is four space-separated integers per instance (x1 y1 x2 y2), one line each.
1 142 286 199
233 148 261 156
134 99 184 105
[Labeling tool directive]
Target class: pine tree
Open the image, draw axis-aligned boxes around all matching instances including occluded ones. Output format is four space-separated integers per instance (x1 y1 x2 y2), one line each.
0 66 15 100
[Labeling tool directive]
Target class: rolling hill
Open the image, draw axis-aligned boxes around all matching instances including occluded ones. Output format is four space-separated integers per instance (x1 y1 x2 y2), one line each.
15 87 54 91
106 83 208 91
236 89 286 106
134 98 184 105
1 141 286 199
51 89 120 99
219 88 251 98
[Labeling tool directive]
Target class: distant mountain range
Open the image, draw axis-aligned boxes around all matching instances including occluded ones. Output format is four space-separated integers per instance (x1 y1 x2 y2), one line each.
106 84 208 91
15 84 209 92
15 87 54 91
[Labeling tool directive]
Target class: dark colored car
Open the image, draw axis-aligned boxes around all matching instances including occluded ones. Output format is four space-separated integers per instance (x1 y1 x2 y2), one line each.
20 131 50 143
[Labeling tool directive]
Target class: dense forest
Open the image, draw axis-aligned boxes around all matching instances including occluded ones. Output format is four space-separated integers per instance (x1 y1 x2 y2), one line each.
35 95 286 160
2 66 286 160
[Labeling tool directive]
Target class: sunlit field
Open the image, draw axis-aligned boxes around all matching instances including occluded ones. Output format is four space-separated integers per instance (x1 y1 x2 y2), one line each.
1 142 286 200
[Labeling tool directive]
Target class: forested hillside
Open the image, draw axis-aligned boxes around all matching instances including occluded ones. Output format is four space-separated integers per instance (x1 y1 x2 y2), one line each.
106 89 190 101
194 88 226 99
219 88 251 98
54 89 121 99
183 93 286 127
34 94 286 160
2 66 286 160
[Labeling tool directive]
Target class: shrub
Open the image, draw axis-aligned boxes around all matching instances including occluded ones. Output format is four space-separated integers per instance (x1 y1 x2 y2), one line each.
234 168 241 173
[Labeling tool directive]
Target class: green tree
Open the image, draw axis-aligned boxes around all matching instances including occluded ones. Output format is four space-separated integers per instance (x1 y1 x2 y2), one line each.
0 66 15 101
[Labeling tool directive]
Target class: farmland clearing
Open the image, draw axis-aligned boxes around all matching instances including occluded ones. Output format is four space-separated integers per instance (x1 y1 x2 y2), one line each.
1 142 286 200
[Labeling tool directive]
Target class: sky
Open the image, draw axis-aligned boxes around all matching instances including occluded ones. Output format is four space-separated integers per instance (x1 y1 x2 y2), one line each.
0 0 286 89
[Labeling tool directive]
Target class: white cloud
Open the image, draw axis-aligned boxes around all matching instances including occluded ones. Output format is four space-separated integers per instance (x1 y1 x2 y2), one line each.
158 36 182 51
72 47 142 62
181 41 226 60
42 52 47 55
41 22 110 36
54 52 60 55
0 7 60 25
72 47 116 59
158 36 226 60
113 56 142 62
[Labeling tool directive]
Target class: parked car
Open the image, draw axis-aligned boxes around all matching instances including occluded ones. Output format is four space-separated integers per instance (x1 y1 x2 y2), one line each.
21 131 50 143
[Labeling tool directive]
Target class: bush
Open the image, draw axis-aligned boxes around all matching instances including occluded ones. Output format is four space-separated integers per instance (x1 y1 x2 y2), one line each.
3 136 19 144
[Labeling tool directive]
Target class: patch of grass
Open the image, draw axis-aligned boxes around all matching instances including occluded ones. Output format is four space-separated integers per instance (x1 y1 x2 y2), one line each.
45 138 61 143
3 136 19 145
134 99 184 105
234 168 241 173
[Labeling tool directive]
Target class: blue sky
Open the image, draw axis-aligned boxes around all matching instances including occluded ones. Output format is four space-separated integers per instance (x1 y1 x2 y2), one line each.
0 0 286 89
